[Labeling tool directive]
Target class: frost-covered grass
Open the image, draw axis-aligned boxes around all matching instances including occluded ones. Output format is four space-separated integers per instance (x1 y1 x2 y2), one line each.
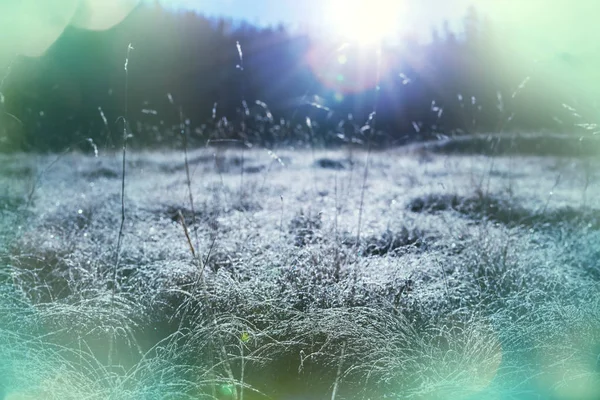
1 145 599 399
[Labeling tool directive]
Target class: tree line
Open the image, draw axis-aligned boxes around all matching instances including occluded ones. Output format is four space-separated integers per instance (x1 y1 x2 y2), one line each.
0 2 592 151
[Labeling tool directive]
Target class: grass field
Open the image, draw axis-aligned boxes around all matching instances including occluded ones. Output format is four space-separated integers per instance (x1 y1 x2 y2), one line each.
1 138 599 399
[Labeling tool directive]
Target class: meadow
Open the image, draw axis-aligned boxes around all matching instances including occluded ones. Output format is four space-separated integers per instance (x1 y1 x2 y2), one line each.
1 134 599 399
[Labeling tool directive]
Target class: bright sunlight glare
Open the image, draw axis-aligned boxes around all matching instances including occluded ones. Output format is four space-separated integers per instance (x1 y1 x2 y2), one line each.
327 0 405 45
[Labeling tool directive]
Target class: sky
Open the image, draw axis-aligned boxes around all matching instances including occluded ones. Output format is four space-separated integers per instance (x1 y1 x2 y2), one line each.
156 0 468 39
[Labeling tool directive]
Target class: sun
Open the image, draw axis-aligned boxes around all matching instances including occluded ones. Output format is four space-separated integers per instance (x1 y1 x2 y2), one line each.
326 0 405 46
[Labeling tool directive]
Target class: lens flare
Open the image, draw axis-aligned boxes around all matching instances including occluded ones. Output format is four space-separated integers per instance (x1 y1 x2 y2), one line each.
0 0 139 66
326 0 405 45
535 324 600 399
71 0 140 31
306 43 392 97
0 0 78 62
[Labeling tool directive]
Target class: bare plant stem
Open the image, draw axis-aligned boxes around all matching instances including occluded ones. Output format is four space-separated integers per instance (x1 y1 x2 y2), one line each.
356 46 383 245
356 140 371 245
177 210 196 258
109 42 134 368
237 41 247 210
113 122 127 289
334 173 341 281
307 118 318 194
113 43 133 292
180 105 200 251
240 145 245 204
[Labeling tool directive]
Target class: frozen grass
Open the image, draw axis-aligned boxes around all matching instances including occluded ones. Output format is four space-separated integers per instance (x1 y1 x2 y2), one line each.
1 145 599 399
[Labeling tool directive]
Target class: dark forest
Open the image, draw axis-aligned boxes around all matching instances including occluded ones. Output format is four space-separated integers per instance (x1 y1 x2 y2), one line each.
0 2 595 151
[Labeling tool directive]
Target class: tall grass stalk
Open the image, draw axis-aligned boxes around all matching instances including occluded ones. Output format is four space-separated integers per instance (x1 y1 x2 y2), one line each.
306 117 319 195
237 41 247 210
356 47 383 245
356 115 373 245
174 96 200 253
109 42 134 368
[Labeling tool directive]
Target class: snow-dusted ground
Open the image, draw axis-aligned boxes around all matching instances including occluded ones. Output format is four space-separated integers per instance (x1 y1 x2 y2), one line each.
1 145 599 399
